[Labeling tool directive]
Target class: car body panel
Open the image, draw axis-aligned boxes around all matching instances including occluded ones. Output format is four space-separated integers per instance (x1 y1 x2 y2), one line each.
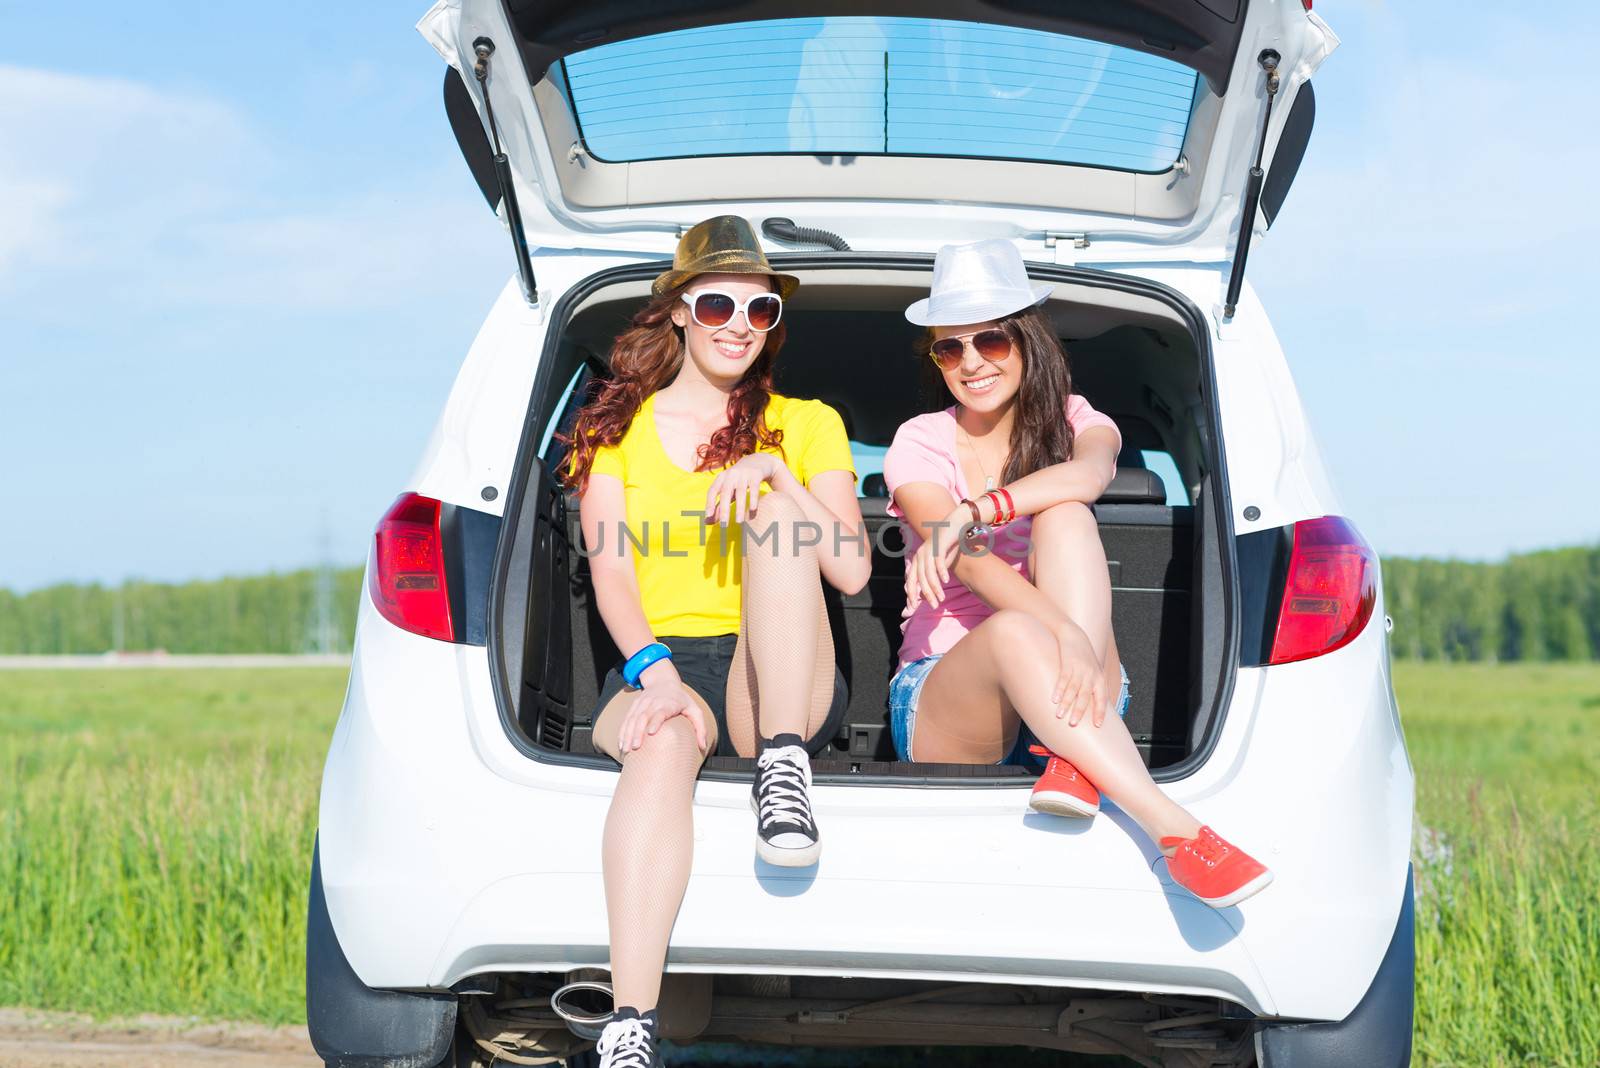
319 569 1411 1022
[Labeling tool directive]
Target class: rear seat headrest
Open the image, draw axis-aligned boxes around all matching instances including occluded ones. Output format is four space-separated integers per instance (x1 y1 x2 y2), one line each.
857 467 1165 506
1098 468 1167 505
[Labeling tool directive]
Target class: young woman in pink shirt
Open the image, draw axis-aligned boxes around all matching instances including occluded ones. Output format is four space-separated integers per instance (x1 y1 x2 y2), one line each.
882 239 1272 909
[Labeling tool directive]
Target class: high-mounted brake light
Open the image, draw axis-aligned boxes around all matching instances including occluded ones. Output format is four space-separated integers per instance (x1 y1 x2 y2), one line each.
369 493 455 641
1268 516 1377 664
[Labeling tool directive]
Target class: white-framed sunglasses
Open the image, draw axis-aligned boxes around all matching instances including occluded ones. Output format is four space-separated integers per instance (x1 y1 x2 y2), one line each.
680 289 784 332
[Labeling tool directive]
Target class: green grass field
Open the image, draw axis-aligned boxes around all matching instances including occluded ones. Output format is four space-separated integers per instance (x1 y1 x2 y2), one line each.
1 662 1597 1065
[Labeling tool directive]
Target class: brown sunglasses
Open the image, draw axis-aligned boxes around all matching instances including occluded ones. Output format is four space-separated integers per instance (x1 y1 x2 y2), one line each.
929 328 1013 370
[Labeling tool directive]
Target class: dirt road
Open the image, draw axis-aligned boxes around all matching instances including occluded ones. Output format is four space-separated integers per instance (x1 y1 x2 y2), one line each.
0 1009 320 1067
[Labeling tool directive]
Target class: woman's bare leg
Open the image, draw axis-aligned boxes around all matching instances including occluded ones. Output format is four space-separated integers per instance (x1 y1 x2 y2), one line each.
725 489 838 756
1028 501 1124 704
592 687 718 1012
912 610 1199 845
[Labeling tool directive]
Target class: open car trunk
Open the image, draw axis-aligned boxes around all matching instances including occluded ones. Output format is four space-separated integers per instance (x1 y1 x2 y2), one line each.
489 258 1234 783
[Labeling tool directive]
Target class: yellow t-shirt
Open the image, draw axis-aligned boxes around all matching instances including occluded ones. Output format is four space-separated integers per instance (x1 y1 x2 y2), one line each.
584 392 855 637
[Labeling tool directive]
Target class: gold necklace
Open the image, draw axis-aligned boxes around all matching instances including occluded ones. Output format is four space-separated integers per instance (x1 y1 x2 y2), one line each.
959 425 999 492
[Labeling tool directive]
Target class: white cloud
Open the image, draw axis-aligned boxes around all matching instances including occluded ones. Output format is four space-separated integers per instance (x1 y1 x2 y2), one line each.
0 66 257 270
0 64 501 311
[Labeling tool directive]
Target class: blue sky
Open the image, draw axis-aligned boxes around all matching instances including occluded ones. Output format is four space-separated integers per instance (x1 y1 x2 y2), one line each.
1 2 1596 592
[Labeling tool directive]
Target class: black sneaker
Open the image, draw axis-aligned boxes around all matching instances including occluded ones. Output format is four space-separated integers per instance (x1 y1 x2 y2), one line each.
750 733 821 867
595 1007 661 1068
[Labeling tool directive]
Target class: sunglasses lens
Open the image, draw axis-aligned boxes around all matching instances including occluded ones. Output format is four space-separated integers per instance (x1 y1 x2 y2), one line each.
693 292 735 327
974 329 1012 361
747 294 781 332
930 338 964 367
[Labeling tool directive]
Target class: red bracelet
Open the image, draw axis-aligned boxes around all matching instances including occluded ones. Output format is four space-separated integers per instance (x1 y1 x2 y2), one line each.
983 489 1014 526
995 487 1016 524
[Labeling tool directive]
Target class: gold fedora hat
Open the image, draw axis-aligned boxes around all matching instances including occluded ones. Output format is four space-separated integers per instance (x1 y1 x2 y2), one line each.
652 215 799 299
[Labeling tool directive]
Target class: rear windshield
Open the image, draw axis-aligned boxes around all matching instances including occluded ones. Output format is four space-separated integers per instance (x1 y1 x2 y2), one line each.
562 17 1198 173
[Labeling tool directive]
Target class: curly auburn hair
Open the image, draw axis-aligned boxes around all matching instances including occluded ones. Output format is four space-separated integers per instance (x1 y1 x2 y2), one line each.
917 305 1076 484
559 278 786 492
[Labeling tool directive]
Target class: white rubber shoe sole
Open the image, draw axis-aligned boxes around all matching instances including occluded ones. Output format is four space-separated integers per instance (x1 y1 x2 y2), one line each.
1028 789 1100 819
1183 869 1275 909
749 794 821 867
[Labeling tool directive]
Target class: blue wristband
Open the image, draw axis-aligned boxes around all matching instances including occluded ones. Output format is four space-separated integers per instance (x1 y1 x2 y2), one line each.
621 642 672 688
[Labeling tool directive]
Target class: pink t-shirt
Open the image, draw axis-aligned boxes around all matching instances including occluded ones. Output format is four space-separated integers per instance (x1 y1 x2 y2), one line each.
881 397 1122 669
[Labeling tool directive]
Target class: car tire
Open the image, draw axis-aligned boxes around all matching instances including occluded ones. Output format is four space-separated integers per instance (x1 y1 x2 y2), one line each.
1256 867 1414 1067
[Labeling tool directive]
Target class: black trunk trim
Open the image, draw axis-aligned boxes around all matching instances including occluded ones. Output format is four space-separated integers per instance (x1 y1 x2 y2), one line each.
507 0 1250 96
485 254 1240 786
441 502 502 648
1261 80 1315 229
443 68 499 213
1236 523 1293 667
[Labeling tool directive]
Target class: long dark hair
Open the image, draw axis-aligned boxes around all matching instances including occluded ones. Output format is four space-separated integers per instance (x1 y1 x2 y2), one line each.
918 305 1075 483
560 278 787 491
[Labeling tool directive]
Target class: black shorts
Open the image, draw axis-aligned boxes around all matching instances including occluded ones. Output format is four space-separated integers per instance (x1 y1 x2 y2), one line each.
597 633 848 757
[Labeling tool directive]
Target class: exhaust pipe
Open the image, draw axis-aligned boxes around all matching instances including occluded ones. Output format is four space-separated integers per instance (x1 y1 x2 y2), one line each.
549 979 616 1041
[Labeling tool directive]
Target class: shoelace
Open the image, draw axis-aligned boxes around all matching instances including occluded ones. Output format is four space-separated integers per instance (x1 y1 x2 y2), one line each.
755 745 815 832
596 1017 653 1068
1180 828 1231 869
1028 746 1080 782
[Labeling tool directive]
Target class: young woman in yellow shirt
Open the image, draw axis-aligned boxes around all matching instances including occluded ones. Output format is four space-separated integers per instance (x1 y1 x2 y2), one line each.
560 216 868 1062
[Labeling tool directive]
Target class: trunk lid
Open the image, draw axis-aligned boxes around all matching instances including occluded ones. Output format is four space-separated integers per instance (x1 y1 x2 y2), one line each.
419 1 1335 263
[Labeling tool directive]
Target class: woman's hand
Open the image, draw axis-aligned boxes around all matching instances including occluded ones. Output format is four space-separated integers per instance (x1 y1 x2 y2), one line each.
905 504 976 610
705 453 782 526
617 675 710 754
1051 621 1109 727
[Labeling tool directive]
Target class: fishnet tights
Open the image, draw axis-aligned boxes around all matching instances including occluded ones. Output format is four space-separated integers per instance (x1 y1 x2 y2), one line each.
725 490 837 756
599 714 706 1013
594 491 835 1012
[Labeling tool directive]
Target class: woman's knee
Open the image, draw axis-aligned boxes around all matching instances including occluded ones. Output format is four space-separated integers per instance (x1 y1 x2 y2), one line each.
986 608 1056 654
746 490 820 560
1032 500 1097 542
624 714 709 766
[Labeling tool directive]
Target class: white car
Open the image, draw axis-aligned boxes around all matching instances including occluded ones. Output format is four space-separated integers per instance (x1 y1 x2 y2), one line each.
308 2 1414 1066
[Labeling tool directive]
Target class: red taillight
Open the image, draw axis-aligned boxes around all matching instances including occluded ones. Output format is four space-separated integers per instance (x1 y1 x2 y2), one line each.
369 493 455 641
1268 516 1377 665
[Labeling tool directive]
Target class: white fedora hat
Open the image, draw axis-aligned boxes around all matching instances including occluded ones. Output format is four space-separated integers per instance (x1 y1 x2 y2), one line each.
905 238 1053 327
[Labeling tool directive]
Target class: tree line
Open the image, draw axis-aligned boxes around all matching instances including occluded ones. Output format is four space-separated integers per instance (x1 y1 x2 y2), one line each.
1383 546 1599 662
0 568 364 656
0 545 1596 660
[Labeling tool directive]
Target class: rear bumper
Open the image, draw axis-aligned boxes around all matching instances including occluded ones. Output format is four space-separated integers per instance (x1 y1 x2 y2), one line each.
317 593 1413 1022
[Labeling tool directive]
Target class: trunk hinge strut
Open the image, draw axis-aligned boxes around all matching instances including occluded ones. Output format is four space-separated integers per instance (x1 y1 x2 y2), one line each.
1223 49 1281 320
472 37 538 307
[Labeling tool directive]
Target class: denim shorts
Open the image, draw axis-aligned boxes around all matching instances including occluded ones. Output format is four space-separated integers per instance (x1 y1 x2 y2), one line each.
888 655 1130 765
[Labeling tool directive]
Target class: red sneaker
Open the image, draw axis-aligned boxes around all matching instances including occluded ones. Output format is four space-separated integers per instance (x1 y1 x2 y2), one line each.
1160 826 1273 908
1027 745 1099 818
